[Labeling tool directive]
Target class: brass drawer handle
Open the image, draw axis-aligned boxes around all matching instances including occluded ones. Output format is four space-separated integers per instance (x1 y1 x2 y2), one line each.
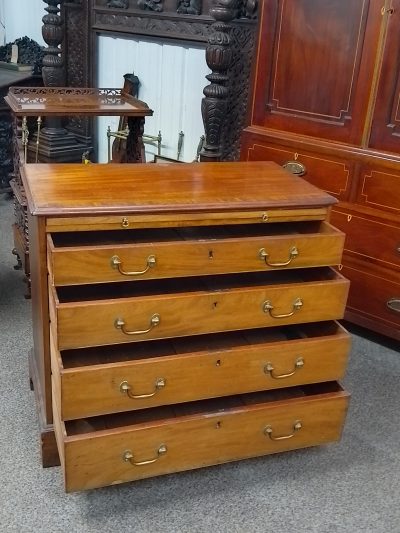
259 246 299 267
111 254 156 276
264 357 304 379
264 421 302 441
387 298 400 313
115 313 160 335
123 444 167 466
120 378 166 399
282 160 306 176
263 298 303 318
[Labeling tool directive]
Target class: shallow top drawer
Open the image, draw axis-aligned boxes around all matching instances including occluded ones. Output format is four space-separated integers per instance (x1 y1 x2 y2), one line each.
47 221 344 286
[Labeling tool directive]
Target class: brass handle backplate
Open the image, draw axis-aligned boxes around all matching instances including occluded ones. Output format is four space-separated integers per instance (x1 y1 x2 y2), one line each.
259 246 299 267
263 298 303 318
264 421 302 441
120 378 166 399
387 298 400 314
111 254 156 276
114 313 160 335
123 445 167 466
264 357 304 379
282 160 307 176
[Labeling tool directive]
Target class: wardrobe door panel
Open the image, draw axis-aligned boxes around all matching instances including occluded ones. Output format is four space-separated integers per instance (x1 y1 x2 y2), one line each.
251 0 381 144
369 1 400 152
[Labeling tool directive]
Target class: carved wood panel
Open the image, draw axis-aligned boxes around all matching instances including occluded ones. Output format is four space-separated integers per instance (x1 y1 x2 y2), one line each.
251 0 382 144
63 1 92 144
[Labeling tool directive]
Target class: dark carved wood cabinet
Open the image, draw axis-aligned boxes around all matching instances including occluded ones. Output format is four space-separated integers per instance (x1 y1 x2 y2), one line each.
241 0 400 340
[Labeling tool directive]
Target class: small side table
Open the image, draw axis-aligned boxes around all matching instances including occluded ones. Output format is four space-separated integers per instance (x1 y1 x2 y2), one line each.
5 86 153 297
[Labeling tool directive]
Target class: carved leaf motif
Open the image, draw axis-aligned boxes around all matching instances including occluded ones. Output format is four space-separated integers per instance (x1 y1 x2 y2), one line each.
176 0 202 15
95 12 213 38
107 0 129 7
138 0 163 12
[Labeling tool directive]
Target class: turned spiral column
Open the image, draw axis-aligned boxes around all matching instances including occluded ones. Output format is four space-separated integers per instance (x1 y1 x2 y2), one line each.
200 0 237 162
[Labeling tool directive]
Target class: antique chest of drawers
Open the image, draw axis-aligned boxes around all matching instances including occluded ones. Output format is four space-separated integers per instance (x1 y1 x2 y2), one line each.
23 161 351 492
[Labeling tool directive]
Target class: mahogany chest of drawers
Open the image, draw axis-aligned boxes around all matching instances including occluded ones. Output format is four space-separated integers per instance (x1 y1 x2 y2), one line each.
23 161 351 492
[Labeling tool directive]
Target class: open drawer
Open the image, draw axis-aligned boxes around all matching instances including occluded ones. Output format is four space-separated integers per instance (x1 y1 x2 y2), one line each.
49 268 350 350
51 321 351 419
53 381 349 492
47 221 345 285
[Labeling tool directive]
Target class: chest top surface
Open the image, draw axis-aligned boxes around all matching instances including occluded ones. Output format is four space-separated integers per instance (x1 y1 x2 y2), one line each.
22 161 337 216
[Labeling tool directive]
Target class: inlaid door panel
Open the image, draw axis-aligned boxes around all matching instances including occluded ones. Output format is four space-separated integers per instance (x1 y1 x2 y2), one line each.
251 0 381 144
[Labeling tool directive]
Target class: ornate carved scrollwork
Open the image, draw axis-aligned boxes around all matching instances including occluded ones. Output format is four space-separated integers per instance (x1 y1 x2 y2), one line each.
107 0 129 8
220 23 256 160
63 0 91 146
138 0 163 12
238 0 257 19
200 0 238 162
177 0 202 15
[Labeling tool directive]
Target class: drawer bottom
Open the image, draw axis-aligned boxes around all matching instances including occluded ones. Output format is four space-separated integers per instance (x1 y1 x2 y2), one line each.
53 381 349 492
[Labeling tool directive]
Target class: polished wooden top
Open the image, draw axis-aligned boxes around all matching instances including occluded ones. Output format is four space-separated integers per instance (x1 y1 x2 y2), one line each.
23 161 337 216
5 87 153 117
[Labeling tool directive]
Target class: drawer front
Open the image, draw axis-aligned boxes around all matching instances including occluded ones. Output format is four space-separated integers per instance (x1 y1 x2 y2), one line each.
330 210 400 268
242 139 353 202
55 385 349 492
341 261 400 329
52 323 350 419
356 166 400 216
52 272 350 349
46 207 330 233
47 222 345 285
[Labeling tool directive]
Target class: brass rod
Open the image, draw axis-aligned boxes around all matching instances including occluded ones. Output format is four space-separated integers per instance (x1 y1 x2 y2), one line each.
177 130 184 160
22 116 29 163
107 125 111 163
35 116 42 163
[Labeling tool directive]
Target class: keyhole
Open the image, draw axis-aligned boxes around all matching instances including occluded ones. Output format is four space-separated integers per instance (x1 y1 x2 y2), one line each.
215 359 221 366
215 421 221 429
209 250 214 259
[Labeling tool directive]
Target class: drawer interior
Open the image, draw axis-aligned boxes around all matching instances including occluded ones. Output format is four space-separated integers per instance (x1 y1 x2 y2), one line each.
55 267 340 303
64 381 344 436
59 321 346 369
49 221 330 249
